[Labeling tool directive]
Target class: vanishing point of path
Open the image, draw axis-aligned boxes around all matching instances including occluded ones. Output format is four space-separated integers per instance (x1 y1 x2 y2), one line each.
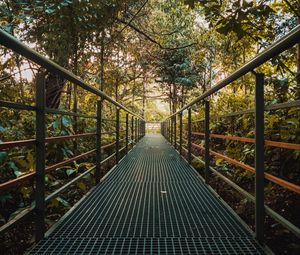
30 134 265 254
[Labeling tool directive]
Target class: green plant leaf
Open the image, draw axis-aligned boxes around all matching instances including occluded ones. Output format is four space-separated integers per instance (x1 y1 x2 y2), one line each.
62 116 71 127
0 125 6 133
8 161 22 177
0 151 7 164
66 169 76 176
53 118 60 129
77 182 87 191
45 7 56 14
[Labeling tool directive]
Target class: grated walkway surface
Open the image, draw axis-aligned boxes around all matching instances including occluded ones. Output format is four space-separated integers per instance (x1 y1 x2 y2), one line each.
30 134 265 254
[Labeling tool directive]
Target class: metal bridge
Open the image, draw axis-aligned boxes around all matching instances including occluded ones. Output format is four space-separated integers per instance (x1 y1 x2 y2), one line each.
30 135 265 254
0 25 300 254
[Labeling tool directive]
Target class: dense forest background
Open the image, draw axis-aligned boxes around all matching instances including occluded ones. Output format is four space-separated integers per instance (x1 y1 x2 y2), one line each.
0 0 299 254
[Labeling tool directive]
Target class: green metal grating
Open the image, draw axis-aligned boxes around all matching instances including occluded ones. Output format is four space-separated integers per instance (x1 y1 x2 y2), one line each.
30 134 265 254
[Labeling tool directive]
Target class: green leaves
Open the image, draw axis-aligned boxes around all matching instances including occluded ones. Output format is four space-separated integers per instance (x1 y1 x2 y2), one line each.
0 125 6 133
45 7 56 15
77 182 87 191
8 161 22 177
0 152 7 164
62 116 71 127
66 168 76 177
2 24 13 34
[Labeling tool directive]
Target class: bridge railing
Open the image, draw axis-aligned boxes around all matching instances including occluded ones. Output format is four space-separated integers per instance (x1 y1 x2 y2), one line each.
161 25 300 244
0 29 145 242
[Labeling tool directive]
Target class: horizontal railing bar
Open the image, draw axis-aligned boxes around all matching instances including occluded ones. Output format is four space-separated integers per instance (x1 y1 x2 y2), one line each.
0 148 120 234
0 130 139 234
44 143 133 203
0 133 96 150
0 139 35 150
102 138 126 149
177 143 300 237
192 100 300 122
46 133 96 143
0 100 36 111
190 141 300 194
102 141 116 149
102 118 127 123
45 149 96 173
0 205 34 233
0 172 35 191
0 29 144 121
167 25 300 119
265 100 300 111
119 145 127 153
189 153 300 238
0 132 135 151
0 142 118 190
45 108 96 119
45 166 96 202
192 132 300 150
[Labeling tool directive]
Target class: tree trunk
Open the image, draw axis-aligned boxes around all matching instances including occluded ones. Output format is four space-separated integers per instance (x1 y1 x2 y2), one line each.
45 74 65 108
100 29 105 91
132 68 136 109
297 43 300 100
169 84 172 114
181 86 184 108
115 78 119 102
172 83 177 113
142 72 146 118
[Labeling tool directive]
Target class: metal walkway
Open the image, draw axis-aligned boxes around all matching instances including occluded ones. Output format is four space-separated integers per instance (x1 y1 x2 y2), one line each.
30 134 265 254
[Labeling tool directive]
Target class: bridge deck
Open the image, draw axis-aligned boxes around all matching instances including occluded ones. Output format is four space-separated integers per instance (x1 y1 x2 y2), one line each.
30 134 265 254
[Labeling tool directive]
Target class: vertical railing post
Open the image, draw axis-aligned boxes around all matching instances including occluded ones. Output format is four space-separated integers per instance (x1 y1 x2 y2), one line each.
138 119 140 140
204 100 210 184
169 117 173 145
125 113 129 154
166 121 168 140
96 99 102 184
167 120 169 141
35 73 46 242
165 121 167 138
169 119 171 142
116 108 120 164
174 115 177 149
255 73 265 244
179 112 183 155
135 118 138 143
131 115 134 147
187 108 192 164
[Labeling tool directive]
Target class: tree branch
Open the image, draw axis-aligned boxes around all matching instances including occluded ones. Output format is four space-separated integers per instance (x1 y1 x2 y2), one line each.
116 18 196 50
119 0 149 34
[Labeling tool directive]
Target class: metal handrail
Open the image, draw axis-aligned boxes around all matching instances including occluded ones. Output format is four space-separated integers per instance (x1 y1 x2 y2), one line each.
166 25 300 119
161 25 300 245
0 29 147 244
0 29 144 121
191 100 300 122
179 144 300 237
